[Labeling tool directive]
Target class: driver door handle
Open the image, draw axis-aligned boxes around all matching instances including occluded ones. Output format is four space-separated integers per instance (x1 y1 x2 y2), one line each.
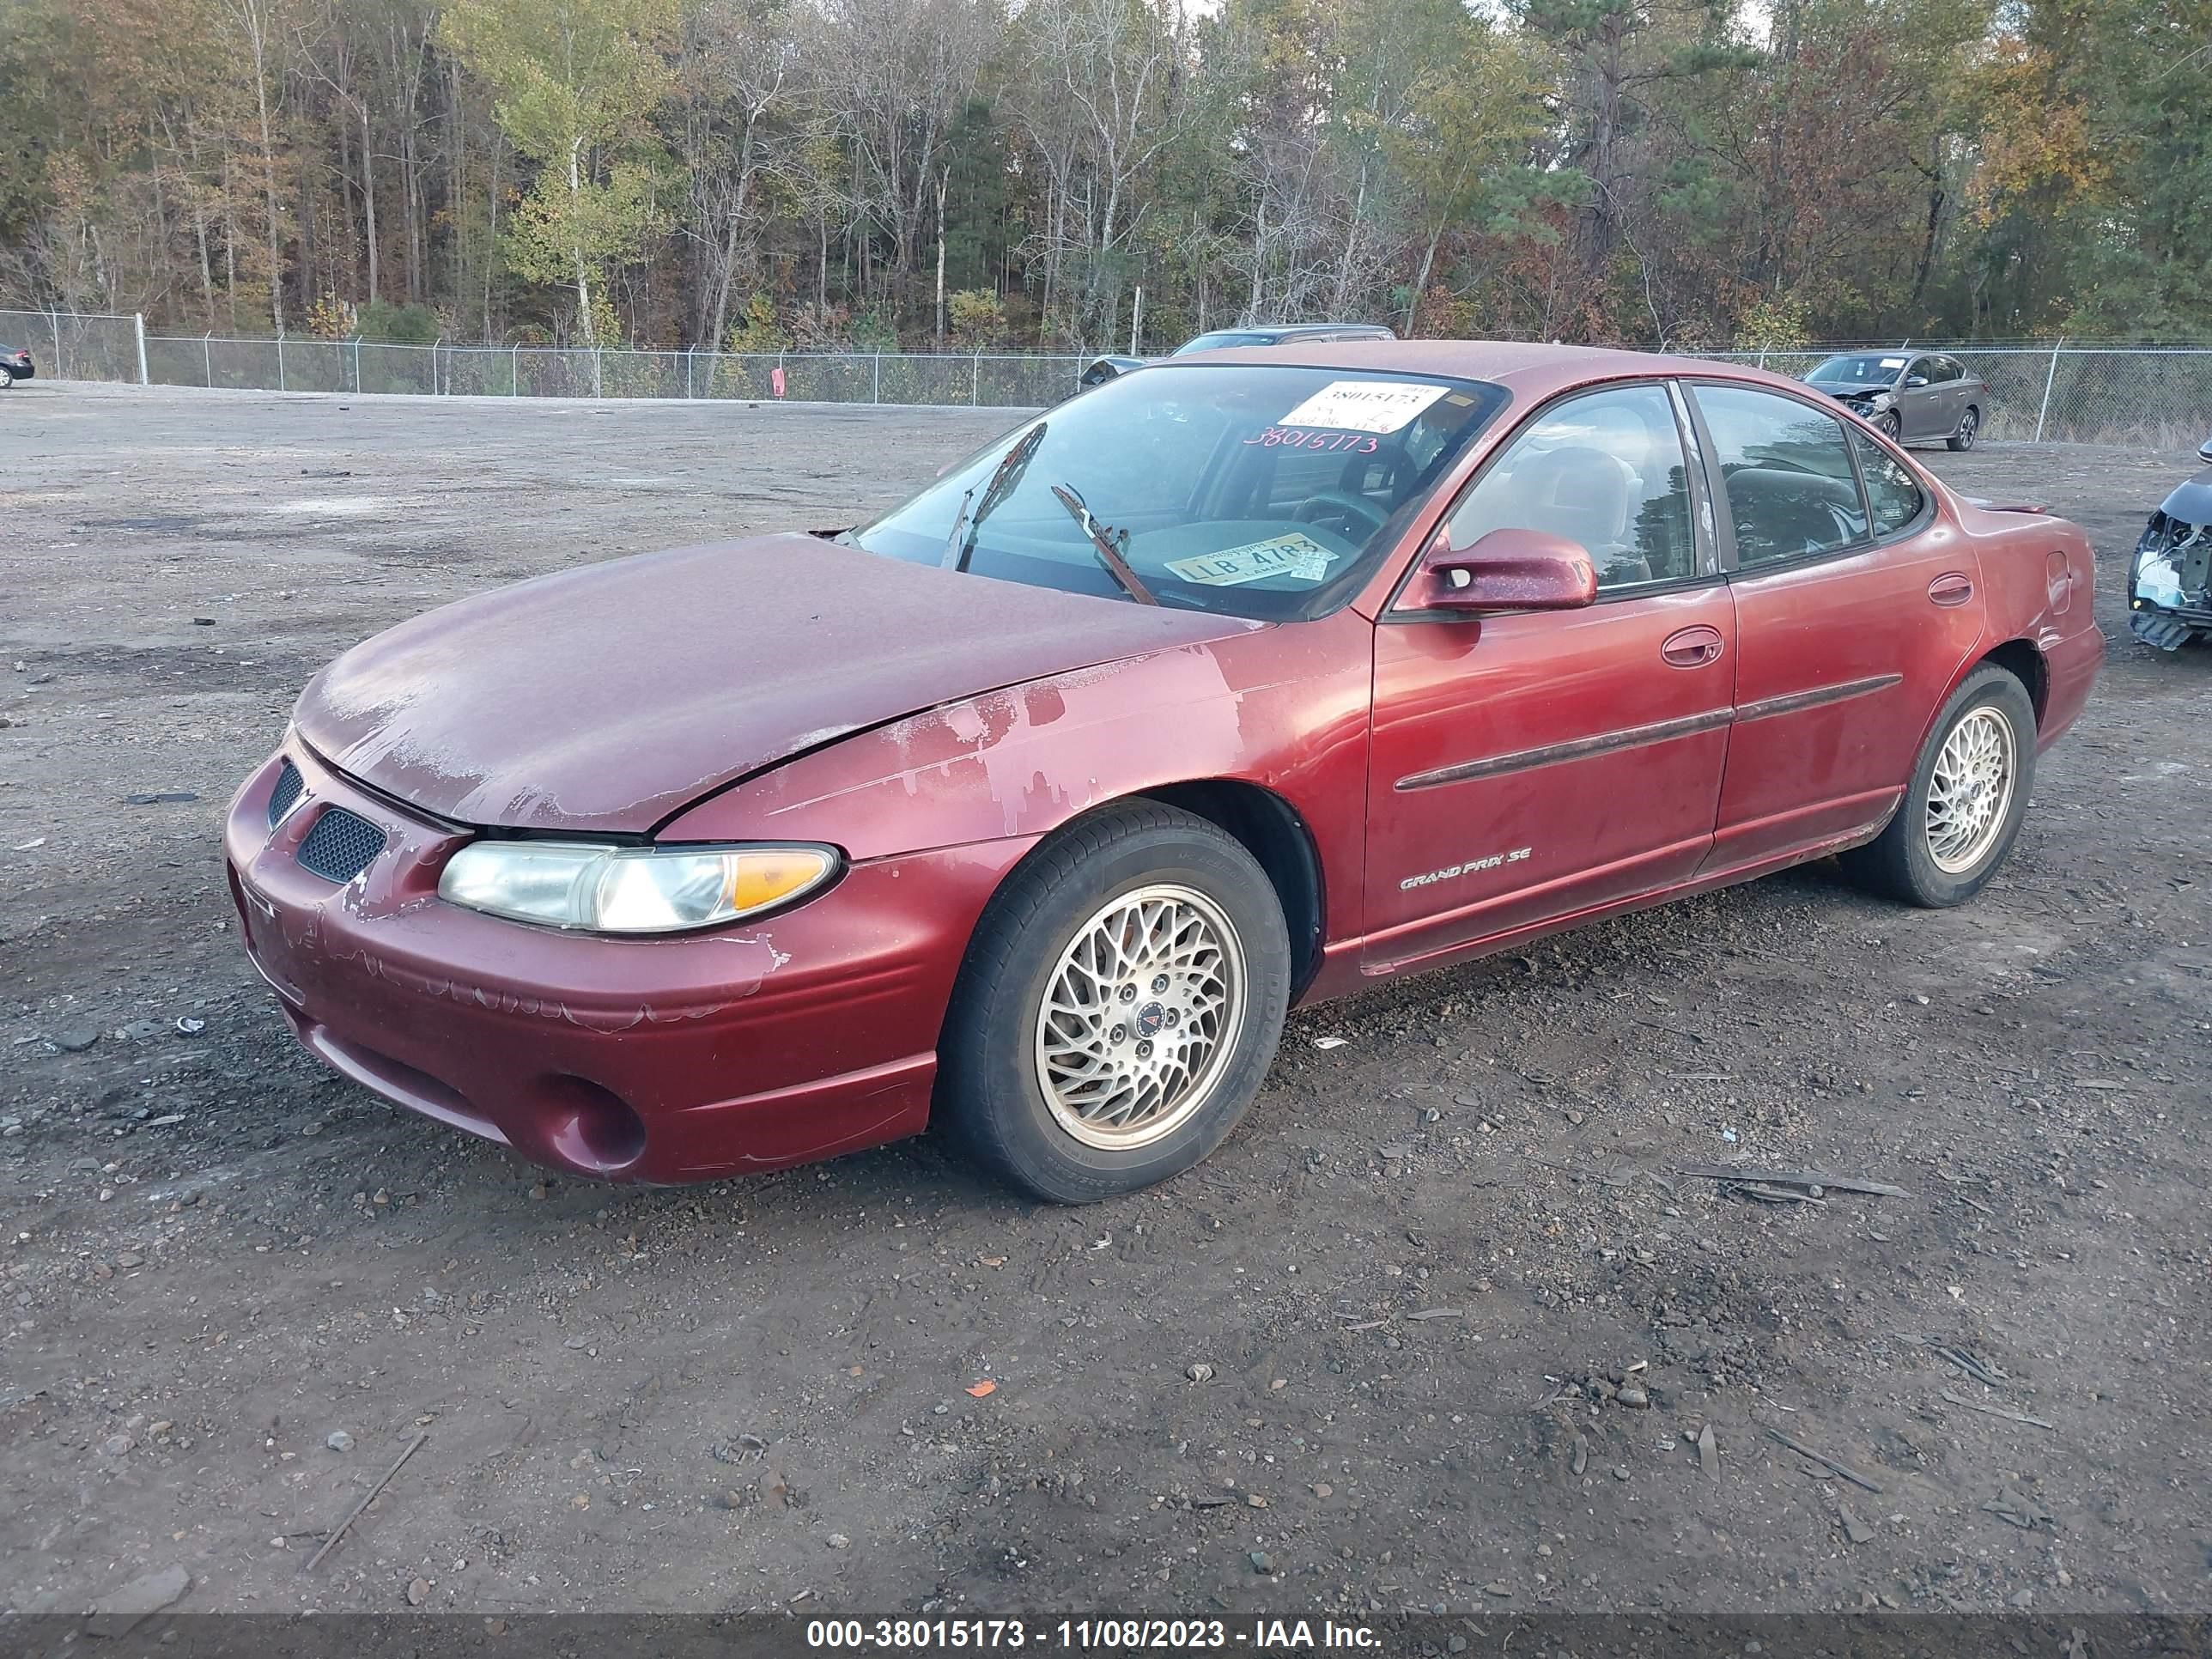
1661 625 1725 668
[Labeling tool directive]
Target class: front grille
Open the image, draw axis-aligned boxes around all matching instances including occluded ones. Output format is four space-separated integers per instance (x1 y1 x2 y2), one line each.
266 758 304 828
296 806 386 883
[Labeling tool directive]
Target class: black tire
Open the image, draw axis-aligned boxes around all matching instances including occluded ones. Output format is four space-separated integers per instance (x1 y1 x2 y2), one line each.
936 801 1291 1203
1947 406 1980 451
1839 664 2037 908
1876 409 1902 441
0 367 13 389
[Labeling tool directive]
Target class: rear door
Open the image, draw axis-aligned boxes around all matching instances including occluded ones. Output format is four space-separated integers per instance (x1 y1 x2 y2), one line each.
1686 380 1983 868
1363 380 1734 971
1936 356 1974 435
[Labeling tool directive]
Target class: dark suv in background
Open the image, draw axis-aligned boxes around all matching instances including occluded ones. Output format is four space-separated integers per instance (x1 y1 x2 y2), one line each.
1079 321 1396 389
1804 350 1984 449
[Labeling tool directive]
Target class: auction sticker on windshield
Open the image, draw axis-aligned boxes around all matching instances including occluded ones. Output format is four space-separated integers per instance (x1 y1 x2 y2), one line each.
1277 380 1450 434
1166 532 1335 587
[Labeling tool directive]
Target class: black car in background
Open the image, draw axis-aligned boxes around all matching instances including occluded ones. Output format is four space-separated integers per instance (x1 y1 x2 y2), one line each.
1803 350 1984 449
0 344 34 387
1079 321 1396 389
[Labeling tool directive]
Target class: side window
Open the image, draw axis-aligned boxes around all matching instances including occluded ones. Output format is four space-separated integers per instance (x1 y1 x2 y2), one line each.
1443 384 1698 590
1851 429 1925 537
1904 357 1933 387
1693 383 1869 568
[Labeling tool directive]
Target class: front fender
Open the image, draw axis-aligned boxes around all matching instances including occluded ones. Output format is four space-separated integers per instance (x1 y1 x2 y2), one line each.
659 611 1377 945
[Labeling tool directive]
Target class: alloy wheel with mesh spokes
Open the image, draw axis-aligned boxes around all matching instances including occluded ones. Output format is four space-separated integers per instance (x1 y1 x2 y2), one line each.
936 800 1291 1203
1838 664 2036 908
1924 705 2016 874
1034 884 1248 1151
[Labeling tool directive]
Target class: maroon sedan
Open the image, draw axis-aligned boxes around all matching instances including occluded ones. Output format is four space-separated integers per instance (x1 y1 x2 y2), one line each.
225 343 2102 1202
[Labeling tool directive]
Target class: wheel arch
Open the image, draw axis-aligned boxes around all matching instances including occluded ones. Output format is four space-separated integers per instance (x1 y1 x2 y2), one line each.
1133 779 1327 999
1978 637 2050 727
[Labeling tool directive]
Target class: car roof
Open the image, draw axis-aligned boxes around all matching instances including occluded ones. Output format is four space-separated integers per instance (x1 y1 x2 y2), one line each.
1255 323 1392 337
1163 337 1808 401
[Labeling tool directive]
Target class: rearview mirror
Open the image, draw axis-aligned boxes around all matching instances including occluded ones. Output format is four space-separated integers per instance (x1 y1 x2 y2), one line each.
1413 526 1598 613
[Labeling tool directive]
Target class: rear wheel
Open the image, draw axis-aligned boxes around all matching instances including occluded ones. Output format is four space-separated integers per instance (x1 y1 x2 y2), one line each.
1948 406 1979 451
0 366 14 389
937 802 1291 1203
1839 664 2035 907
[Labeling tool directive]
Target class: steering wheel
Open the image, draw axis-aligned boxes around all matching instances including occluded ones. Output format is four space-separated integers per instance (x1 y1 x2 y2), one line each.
1293 490 1389 540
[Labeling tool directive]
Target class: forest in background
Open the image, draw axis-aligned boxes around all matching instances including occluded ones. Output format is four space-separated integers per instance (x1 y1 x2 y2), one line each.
0 0 2205 356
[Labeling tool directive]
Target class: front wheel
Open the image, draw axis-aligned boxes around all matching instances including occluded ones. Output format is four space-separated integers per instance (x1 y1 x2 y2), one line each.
1875 409 1902 441
936 802 1291 1202
1947 407 1979 451
1839 665 2036 907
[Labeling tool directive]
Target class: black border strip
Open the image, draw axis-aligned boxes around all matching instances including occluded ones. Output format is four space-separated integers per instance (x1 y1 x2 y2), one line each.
1736 672 1902 724
1395 707 1733 792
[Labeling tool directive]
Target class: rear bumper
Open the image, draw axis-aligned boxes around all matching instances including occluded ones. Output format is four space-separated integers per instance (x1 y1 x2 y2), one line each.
2 359 31 380
223 742 1030 1183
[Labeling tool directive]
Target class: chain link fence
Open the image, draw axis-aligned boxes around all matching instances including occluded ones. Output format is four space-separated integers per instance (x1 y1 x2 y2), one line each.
1 308 1087 409
7 307 2209 444
1692 346 2212 447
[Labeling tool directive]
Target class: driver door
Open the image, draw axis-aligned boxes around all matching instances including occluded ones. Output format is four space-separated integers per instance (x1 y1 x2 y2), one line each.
1363 381 1735 975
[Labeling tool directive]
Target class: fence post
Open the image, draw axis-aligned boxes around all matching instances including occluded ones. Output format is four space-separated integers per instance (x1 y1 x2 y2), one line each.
685 347 694 400
133 313 149 386
204 332 213 388
2034 337 2064 443
276 333 285 393
353 337 362 395
1756 349 1768 371
873 351 881 404
49 306 63 380
511 343 519 397
972 349 981 405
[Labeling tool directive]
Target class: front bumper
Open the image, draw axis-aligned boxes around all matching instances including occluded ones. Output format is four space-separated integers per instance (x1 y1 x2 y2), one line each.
223 743 1030 1182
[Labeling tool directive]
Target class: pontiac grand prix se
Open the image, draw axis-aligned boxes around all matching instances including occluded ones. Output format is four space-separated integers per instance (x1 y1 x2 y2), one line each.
223 342 2103 1202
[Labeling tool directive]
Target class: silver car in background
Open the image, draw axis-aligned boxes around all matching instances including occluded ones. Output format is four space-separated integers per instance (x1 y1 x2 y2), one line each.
1804 350 1985 450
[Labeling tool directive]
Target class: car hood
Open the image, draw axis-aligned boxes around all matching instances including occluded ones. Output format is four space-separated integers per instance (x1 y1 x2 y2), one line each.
293 532 1260 835
2159 469 2212 525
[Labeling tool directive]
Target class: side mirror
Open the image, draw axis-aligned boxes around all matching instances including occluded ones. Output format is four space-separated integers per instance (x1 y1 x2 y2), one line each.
1413 526 1598 613
2197 435 2212 465
1905 375 1929 389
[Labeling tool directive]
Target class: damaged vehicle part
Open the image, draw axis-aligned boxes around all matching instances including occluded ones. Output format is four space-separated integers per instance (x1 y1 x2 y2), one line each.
2129 434 2212 650
1804 350 1984 450
225 343 2101 1203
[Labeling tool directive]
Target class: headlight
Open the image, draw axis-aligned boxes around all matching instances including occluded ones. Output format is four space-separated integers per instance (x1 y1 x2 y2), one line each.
1867 392 1893 410
438 842 838 933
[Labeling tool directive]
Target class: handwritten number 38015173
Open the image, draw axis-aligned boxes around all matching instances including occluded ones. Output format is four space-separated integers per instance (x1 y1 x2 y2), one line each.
1244 427 1380 453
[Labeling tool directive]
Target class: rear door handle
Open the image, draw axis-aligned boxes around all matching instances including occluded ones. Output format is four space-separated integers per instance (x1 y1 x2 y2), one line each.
1929 572 1974 607
1661 625 1725 667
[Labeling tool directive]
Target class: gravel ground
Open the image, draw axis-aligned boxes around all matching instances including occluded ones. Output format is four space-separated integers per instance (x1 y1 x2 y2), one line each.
2 383 2208 1622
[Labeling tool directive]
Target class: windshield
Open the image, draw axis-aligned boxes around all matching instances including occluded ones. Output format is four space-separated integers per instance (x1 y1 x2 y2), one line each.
1171 331 1274 355
1808 354 1908 386
848 363 1510 620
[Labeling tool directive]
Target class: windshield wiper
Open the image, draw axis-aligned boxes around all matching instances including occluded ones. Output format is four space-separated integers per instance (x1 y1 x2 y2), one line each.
942 421 1046 571
1049 483 1158 605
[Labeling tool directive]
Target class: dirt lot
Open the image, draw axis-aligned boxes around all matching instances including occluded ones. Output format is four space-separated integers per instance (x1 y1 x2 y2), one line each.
2 383 2207 1623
